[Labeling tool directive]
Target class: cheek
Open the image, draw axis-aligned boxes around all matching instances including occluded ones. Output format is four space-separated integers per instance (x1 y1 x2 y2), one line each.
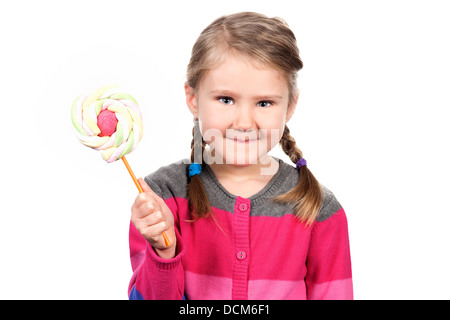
259 128 283 152
259 118 286 152
199 120 226 145
199 119 226 146
198 107 229 138
259 113 285 139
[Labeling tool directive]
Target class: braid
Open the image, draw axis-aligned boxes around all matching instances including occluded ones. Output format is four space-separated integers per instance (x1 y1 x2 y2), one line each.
187 118 212 219
190 118 206 164
273 124 323 225
279 125 302 164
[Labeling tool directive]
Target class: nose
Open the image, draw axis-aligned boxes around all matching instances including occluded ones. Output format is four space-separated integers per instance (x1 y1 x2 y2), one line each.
233 105 256 132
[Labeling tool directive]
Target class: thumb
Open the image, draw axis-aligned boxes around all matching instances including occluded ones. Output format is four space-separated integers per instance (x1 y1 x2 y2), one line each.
137 177 154 194
138 178 166 207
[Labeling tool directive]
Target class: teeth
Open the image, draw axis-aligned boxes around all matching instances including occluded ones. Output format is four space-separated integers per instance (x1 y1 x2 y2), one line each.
233 138 256 142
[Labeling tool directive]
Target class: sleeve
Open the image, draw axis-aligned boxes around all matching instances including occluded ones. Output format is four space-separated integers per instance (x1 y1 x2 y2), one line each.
305 195 353 300
127 176 186 300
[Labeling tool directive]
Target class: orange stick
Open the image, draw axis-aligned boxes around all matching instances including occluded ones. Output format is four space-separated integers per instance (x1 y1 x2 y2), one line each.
122 155 171 247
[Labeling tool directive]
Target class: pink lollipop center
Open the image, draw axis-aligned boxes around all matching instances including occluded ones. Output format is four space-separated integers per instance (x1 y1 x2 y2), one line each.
97 110 118 137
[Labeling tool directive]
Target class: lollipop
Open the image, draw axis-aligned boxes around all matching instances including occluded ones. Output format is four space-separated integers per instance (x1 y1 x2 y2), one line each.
71 84 170 247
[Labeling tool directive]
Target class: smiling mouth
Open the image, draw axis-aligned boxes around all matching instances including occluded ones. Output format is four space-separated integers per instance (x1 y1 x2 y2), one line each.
227 138 258 144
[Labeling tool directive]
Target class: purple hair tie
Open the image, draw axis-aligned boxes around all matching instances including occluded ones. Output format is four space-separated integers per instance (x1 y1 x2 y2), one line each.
296 158 307 170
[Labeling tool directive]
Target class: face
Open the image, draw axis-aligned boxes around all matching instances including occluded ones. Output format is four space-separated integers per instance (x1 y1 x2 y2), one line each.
185 52 297 166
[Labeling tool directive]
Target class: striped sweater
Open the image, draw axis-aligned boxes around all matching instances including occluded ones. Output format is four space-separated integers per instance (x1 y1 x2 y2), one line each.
128 157 353 300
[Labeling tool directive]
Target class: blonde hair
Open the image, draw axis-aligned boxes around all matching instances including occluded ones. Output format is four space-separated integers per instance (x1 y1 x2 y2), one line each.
186 12 323 225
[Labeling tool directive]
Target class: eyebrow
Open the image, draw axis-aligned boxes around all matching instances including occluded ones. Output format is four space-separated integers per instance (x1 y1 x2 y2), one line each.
208 89 283 101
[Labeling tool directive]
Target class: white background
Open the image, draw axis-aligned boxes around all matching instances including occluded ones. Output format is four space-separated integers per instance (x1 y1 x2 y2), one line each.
1 0 449 299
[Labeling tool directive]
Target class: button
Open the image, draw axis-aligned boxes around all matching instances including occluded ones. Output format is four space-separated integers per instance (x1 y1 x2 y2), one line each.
238 203 248 211
236 251 247 260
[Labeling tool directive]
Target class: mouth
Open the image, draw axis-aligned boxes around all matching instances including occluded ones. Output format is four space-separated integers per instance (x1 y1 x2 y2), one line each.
227 137 258 144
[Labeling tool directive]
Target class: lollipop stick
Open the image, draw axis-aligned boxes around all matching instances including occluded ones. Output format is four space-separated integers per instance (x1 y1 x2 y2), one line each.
122 155 144 193
122 155 171 247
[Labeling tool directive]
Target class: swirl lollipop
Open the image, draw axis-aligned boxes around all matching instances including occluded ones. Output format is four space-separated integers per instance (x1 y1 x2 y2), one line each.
71 84 170 246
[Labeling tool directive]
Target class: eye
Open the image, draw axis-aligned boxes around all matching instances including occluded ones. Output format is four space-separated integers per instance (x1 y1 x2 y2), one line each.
257 100 272 108
218 96 234 105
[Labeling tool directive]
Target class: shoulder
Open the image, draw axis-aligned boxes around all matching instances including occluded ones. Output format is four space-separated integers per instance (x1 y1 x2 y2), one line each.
275 158 344 222
316 185 344 222
144 158 190 200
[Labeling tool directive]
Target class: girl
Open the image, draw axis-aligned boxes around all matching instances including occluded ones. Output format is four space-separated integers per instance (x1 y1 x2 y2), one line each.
128 12 352 300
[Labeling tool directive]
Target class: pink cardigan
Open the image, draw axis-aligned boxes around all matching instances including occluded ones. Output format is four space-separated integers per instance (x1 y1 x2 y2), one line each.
128 158 353 300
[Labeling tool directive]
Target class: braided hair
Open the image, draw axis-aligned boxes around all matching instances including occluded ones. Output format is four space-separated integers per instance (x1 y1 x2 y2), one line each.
272 125 322 225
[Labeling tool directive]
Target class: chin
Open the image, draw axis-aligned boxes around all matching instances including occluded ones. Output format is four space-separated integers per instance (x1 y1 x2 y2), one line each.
225 153 262 166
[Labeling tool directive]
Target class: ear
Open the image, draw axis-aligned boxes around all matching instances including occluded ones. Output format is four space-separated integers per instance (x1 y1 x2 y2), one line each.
286 93 299 123
185 83 199 117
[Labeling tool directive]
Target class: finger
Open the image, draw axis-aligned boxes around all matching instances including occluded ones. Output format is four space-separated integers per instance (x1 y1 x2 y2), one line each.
138 178 162 200
138 178 168 208
138 178 153 194
139 198 162 218
141 210 165 227
142 221 170 243
132 192 155 211
131 209 163 233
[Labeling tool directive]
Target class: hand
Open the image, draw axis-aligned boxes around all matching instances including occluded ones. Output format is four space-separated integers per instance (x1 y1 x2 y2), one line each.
131 178 176 259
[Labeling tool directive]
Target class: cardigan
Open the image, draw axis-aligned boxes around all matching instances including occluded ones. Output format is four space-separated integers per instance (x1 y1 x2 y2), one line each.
128 157 353 300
